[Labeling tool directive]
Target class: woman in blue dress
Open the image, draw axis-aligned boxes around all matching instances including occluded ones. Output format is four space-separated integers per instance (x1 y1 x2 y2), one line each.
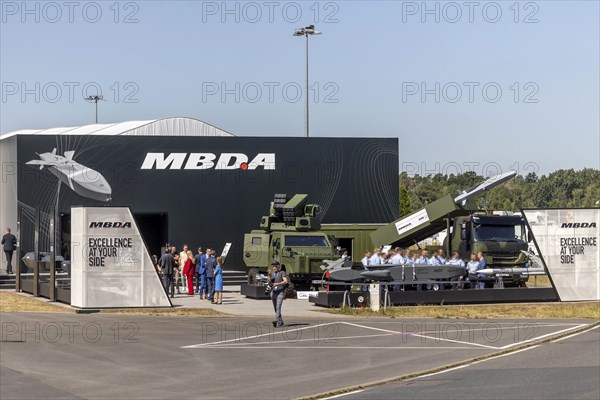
214 256 224 304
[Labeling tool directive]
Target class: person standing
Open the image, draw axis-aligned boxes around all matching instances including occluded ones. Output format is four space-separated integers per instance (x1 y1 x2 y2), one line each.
2 228 17 275
448 251 466 290
182 247 195 295
369 248 382 265
360 251 371 266
179 245 192 292
341 250 351 262
390 248 403 265
466 253 480 289
214 256 224 304
159 246 176 298
477 252 487 289
437 249 447 265
195 247 207 299
170 246 181 294
269 261 289 328
205 249 216 303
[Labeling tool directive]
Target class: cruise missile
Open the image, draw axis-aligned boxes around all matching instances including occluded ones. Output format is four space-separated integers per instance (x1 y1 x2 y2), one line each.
454 170 517 206
324 260 465 283
26 148 112 202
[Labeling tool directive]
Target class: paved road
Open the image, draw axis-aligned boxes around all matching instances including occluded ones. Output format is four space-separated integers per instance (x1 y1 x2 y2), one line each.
0 313 596 399
338 326 600 400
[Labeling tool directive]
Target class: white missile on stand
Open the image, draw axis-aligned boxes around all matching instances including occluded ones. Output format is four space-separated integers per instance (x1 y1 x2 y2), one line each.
454 170 518 206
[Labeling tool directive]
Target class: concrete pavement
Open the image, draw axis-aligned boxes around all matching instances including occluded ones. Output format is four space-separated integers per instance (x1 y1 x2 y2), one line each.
1 312 596 400
167 285 342 318
337 325 600 399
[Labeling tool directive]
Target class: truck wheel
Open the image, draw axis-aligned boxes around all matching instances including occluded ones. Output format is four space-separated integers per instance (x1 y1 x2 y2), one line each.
247 268 258 285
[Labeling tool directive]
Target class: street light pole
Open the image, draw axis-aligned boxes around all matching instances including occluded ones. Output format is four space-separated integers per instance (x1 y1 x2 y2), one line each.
304 32 309 138
84 95 103 124
294 25 321 138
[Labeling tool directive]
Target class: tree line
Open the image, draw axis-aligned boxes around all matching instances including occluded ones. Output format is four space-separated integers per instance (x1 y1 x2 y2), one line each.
399 169 600 217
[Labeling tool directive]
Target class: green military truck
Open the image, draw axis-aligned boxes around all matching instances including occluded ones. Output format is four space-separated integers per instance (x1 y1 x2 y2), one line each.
243 194 383 289
446 213 529 286
243 194 337 289
244 173 529 289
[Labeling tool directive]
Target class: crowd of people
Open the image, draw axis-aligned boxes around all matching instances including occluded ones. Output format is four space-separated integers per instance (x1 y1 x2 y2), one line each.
358 246 489 290
155 246 224 304
154 246 287 327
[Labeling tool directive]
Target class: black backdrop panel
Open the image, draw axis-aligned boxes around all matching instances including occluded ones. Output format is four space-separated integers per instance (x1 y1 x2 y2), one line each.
17 135 399 269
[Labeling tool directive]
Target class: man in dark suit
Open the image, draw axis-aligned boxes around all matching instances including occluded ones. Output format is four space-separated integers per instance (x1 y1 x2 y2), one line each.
159 246 176 298
2 228 17 275
194 247 207 298
204 248 217 303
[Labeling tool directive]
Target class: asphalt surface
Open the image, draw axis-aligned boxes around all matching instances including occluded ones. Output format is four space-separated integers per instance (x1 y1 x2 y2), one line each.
0 312 597 400
338 326 600 400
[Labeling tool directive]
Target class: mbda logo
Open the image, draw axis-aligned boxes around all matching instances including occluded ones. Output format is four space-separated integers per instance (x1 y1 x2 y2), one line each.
561 222 597 228
141 153 276 170
89 222 132 228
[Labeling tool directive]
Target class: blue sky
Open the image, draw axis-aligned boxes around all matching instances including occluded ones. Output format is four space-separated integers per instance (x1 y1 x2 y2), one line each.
1 0 598 176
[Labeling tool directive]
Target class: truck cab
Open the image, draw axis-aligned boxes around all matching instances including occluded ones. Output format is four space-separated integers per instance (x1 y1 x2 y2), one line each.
449 213 529 286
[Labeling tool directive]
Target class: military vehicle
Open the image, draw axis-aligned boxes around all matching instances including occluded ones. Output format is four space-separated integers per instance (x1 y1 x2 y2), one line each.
243 194 337 288
447 212 530 286
244 172 531 289
370 171 533 286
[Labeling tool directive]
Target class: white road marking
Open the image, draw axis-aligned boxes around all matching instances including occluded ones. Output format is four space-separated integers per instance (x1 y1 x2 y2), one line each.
181 320 593 351
180 322 341 349
321 389 364 399
417 323 583 335
201 346 480 350
497 323 589 349
206 332 395 347
413 345 542 380
551 324 599 343
341 321 498 349
413 332 499 349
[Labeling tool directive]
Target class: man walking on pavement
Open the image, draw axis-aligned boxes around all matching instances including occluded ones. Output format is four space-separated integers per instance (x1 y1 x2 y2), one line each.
269 261 289 328
2 228 17 275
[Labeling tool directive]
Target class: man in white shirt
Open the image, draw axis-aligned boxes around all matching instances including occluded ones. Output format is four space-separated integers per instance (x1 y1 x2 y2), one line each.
369 248 382 266
417 249 430 265
466 253 480 289
361 251 371 266
390 248 404 265
448 251 466 289
429 250 441 266
436 249 447 265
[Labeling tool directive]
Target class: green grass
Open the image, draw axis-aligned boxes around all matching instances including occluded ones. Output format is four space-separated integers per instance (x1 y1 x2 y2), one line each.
326 302 600 319
0 291 229 316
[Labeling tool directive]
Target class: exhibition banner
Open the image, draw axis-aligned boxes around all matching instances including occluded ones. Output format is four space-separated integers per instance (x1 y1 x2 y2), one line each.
71 206 172 308
523 208 599 301
16 135 399 269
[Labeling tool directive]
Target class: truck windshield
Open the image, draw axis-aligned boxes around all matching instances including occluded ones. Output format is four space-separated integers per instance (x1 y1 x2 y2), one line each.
285 236 329 246
474 224 526 242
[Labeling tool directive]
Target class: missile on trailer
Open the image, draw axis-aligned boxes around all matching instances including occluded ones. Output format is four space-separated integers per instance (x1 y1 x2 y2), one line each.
370 171 518 249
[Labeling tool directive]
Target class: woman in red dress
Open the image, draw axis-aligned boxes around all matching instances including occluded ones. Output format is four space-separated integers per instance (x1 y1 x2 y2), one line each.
182 249 196 295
